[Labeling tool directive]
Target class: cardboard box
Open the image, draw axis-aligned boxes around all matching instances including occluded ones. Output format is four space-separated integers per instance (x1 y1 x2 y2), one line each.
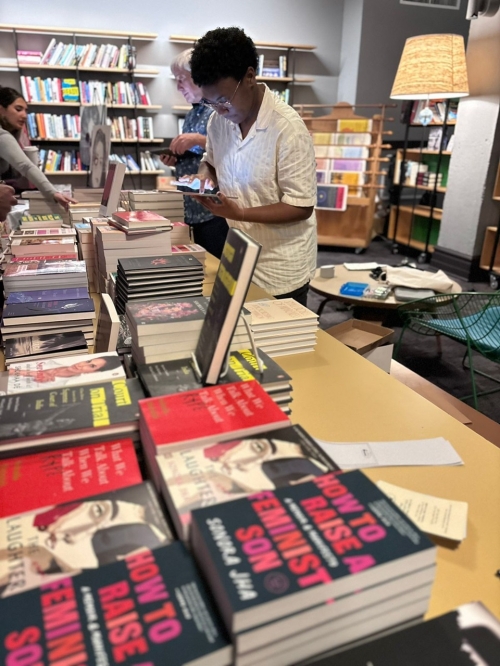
325 319 394 372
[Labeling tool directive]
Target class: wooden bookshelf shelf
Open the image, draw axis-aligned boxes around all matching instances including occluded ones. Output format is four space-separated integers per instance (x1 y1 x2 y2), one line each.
0 24 157 40
44 170 163 176
480 227 500 271
27 102 162 110
256 76 293 83
406 149 452 156
169 35 316 50
35 138 164 143
410 121 456 127
494 161 500 200
16 64 159 75
399 204 443 220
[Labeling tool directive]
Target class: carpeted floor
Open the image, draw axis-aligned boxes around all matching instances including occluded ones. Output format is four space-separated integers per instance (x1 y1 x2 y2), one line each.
308 237 500 424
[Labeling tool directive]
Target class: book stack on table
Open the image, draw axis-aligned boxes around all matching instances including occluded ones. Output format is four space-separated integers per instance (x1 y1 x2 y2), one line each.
245 298 319 357
139 379 291 489
10 226 78 261
74 221 95 290
21 189 70 225
114 254 205 314
171 241 206 265
190 470 437 666
3 328 88 365
171 219 192 244
125 296 251 364
128 189 185 221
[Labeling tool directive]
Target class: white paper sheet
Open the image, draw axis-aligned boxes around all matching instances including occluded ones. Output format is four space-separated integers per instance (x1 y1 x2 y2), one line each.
377 480 468 541
343 262 381 271
316 437 463 469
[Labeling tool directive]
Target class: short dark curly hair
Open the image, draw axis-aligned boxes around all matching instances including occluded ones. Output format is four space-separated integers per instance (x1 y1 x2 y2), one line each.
191 27 258 87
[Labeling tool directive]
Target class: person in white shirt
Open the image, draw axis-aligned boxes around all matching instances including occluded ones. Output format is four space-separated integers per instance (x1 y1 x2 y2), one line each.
185 27 317 306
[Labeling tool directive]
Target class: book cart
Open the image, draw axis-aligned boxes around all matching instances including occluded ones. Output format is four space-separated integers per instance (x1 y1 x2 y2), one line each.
388 100 457 264
295 102 394 252
0 23 164 188
479 159 500 289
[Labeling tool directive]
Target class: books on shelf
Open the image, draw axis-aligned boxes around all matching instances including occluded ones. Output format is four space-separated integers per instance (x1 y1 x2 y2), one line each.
139 380 290 457
0 438 141 518
26 112 80 140
190 470 436 664
6 351 125 394
0 481 173 598
316 184 348 211
156 423 338 541
0 541 232 666
0 378 145 456
194 228 261 385
3 330 88 365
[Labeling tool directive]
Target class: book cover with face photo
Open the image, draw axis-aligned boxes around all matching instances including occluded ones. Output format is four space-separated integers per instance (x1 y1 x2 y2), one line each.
0 481 173 598
7 351 125 393
157 424 339 540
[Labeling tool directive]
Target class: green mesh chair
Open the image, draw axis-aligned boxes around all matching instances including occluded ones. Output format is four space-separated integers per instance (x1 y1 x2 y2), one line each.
394 292 500 410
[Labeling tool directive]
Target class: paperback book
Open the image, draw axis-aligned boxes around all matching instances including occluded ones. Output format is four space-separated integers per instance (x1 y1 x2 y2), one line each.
0 378 145 455
6 287 90 303
0 541 232 666
127 296 209 335
0 438 141 518
0 481 173 598
139 380 290 455
7 351 125 393
2 298 95 325
157 423 339 540
3 330 88 363
190 470 436 634
194 228 261 385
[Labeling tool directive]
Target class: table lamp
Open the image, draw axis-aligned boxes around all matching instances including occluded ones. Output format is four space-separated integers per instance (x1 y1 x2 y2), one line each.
390 34 469 125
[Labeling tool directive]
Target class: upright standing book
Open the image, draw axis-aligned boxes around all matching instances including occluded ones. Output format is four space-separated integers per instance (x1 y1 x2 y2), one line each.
0 541 232 666
194 228 261 385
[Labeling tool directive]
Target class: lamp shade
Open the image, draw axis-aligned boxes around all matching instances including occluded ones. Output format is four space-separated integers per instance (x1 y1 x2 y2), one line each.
391 34 469 100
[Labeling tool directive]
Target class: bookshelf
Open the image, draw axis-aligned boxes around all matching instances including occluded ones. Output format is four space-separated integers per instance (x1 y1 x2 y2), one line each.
0 22 163 187
169 35 316 108
295 102 394 251
479 160 500 288
388 99 458 263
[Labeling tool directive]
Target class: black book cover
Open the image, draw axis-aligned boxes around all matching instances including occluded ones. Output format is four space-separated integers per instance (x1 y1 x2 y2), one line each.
0 378 144 445
126 297 209 330
0 481 174 598
138 348 291 398
3 299 95 320
194 229 261 385
0 541 232 666
314 602 500 665
4 331 88 360
190 470 435 631
118 254 202 273
6 287 90 303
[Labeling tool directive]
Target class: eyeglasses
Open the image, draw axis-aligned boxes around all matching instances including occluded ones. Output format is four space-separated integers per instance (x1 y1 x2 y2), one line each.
201 79 242 111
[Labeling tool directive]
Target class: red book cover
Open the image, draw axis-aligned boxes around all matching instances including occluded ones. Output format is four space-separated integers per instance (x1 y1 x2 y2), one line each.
11 253 79 262
0 438 141 518
139 380 290 453
112 210 168 224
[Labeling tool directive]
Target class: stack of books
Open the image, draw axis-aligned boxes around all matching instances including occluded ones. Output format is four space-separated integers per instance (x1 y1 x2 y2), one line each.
94 224 173 292
139 380 291 488
69 203 101 224
0 377 145 454
190 470 437 666
114 254 205 314
10 227 77 261
155 422 338 541
2 258 88 293
74 221 95 290
21 189 70 225
245 298 319 357
88 217 113 292
172 242 206 265
126 296 251 365
1 290 96 348
171 220 192 244
128 189 185 221
18 212 64 230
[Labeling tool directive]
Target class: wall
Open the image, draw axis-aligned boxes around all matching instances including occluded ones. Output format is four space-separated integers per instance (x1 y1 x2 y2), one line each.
355 0 470 139
435 8 500 266
0 0 344 138
337 0 364 104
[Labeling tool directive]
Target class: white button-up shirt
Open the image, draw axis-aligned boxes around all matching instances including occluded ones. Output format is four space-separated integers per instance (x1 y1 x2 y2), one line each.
203 86 317 296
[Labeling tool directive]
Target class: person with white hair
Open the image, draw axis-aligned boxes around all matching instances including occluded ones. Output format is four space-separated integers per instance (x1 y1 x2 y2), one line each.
160 48 228 258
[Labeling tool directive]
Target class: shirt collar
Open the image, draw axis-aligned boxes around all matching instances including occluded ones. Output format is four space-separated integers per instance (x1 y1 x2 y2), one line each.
255 85 274 131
